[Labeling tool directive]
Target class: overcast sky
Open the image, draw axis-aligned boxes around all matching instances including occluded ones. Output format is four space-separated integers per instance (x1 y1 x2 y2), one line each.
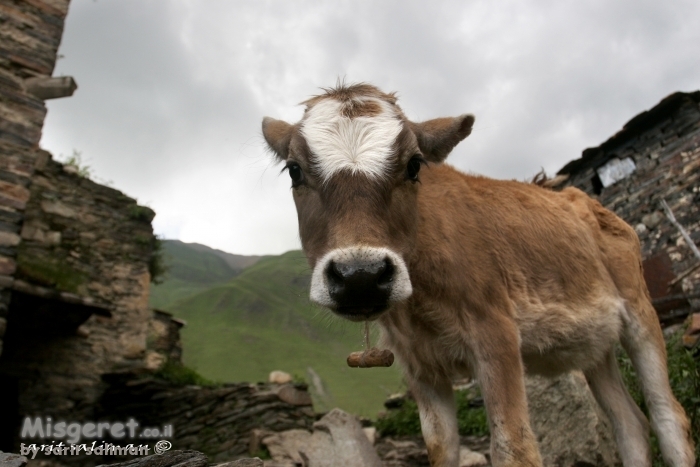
42 0 700 255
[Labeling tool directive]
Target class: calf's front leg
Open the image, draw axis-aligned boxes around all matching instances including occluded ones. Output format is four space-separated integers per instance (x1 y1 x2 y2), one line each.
471 315 542 467
411 376 460 467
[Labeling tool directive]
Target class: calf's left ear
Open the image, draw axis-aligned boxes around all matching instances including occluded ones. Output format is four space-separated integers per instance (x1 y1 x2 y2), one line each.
262 117 294 161
410 114 475 162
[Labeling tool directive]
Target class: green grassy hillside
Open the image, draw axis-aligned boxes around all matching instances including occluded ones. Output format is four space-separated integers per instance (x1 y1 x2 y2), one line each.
150 240 261 310
150 243 403 417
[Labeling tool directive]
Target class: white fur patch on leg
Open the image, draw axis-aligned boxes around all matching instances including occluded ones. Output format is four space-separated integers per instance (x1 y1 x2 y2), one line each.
623 309 696 467
638 349 695 467
411 379 460 466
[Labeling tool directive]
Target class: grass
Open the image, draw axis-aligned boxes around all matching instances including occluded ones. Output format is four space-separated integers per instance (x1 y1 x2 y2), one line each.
61 149 92 178
150 278 215 310
375 387 489 437
249 449 271 460
374 398 422 436
128 205 156 223
163 240 244 284
16 253 87 293
154 361 217 387
149 240 243 308
148 235 167 284
150 246 403 417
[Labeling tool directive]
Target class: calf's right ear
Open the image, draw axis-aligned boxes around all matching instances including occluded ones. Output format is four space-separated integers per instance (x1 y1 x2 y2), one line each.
411 114 475 163
262 117 294 161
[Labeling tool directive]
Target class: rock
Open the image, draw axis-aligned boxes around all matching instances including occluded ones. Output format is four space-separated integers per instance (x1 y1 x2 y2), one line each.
269 370 293 384
384 393 406 409
525 372 618 467
262 429 312 465
275 383 313 406
376 438 426 466
642 211 664 230
301 408 384 467
263 409 383 467
249 428 274 456
0 452 27 467
144 350 167 371
24 76 78 100
44 231 61 245
0 257 16 276
120 334 147 359
0 231 21 247
40 200 77 218
363 426 377 445
376 436 491 467
215 459 263 467
459 446 487 467
63 163 79 174
385 439 418 450
664 323 685 339
95 450 207 467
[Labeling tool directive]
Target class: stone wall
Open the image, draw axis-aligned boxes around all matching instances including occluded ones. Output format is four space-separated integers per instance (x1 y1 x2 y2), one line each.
0 0 68 145
558 91 700 319
0 152 165 450
0 0 72 358
94 378 314 464
16 152 158 307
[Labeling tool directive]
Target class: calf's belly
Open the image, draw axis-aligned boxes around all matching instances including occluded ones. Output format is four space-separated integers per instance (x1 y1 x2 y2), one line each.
516 296 626 376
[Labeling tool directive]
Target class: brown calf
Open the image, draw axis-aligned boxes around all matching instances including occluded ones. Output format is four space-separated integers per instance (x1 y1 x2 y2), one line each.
262 83 695 467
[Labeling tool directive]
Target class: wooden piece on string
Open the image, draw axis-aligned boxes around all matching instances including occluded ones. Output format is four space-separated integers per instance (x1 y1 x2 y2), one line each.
347 321 395 367
347 348 394 367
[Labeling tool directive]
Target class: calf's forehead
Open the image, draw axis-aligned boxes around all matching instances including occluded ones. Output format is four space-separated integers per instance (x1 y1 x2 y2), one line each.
299 97 405 183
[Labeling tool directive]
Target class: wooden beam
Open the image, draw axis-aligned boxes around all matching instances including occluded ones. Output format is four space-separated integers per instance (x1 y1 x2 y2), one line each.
660 198 700 263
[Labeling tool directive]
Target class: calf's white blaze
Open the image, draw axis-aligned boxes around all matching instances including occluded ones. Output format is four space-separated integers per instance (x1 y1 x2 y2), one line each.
309 246 413 309
301 98 403 183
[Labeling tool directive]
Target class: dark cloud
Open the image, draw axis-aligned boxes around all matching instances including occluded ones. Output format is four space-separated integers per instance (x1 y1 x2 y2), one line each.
42 0 700 254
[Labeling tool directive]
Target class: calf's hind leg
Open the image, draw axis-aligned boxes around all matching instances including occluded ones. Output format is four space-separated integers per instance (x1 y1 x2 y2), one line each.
584 350 651 466
622 301 695 467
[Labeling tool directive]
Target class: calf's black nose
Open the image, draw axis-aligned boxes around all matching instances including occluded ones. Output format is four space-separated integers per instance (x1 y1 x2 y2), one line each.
325 257 394 311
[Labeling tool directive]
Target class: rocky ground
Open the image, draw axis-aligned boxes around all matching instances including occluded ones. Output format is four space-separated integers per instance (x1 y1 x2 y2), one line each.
375 435 491 467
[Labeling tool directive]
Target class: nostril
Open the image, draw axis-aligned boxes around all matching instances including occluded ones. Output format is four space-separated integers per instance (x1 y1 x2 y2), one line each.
326 261 344 288
377 258 394 288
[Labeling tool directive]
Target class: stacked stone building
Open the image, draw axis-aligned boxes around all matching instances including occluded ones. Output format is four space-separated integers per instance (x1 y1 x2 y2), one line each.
0 0 168 449
0 0 71 356
0 3 314 464
556 91 700 322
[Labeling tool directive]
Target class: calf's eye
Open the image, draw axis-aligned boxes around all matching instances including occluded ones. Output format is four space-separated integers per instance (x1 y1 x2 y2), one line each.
406 156 424 182
287 162 304 187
